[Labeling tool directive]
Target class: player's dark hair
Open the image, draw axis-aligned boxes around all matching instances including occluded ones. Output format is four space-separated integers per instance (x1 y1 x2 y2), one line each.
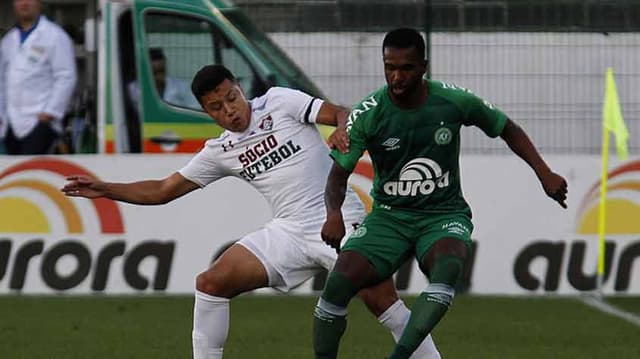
382 28 425 59
191 64 237 104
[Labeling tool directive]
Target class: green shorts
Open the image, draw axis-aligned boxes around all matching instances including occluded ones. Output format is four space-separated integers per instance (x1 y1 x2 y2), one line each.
341 204 474 280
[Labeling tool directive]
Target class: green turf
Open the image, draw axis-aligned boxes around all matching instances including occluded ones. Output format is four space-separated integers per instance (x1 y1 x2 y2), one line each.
0 295 638 358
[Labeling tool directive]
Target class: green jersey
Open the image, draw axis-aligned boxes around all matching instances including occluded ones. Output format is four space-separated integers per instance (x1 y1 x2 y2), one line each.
331 80 507 214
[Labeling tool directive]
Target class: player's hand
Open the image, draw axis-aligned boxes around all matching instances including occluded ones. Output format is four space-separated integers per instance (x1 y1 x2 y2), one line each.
327 127 349 153
321 213 346 253
539 170 568 208
61 175 106 199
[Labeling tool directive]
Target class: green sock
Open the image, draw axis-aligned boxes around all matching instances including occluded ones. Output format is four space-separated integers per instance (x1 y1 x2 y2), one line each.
313 305 347 359
388 345 414 359
313 271 358 359
389 292 449 359
389 254 463 358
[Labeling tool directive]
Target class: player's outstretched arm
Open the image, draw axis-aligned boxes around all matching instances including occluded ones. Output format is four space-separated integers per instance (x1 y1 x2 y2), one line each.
321 162 351 252
500 118 568 208
61 172 200 205
315 102 351 153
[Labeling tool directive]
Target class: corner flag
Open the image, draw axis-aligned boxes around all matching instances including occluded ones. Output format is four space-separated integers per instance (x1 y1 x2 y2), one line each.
603 68 629 160
597 68 630 295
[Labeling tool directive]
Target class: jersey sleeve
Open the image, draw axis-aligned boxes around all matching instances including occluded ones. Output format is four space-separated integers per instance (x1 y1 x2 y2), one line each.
329 106 368 173
178 143 227 187
462 93 508 138
268 87 324 124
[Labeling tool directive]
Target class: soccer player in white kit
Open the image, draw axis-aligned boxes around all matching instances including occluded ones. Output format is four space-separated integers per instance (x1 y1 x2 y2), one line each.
62 65 439 359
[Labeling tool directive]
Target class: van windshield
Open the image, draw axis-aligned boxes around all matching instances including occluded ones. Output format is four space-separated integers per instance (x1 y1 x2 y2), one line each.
221 9 325 99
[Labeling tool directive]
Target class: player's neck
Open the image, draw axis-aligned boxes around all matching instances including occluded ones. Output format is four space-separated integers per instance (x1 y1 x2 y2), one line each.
389 80 428 109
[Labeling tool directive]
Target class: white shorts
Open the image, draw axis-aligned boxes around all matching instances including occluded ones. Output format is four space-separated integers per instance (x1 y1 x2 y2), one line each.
237 214 364 292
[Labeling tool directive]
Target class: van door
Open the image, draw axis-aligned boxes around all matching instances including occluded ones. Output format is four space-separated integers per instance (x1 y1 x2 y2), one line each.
99 0 134 153
129 1 273 153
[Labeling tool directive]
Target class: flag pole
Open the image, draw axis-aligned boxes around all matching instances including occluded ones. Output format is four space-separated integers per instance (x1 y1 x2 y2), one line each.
597 67 630 298
596 126 609 298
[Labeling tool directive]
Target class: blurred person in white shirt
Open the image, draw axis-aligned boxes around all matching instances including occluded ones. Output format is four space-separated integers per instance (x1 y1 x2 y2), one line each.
0 0 77 154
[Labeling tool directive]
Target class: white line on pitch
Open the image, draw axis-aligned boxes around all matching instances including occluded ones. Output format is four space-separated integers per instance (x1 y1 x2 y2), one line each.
579 296 640 328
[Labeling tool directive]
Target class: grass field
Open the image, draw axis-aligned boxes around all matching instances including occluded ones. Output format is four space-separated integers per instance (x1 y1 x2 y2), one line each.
0 295 638 358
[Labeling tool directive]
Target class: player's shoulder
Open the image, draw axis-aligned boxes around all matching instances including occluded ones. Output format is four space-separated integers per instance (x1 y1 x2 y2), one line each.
353 87 386 108
345 87 386 132
350 87 386 117
265 86 310 102
251 87 306 111
429 80 476 97
203 132 231 149
428 80 480 108
265 86 300 97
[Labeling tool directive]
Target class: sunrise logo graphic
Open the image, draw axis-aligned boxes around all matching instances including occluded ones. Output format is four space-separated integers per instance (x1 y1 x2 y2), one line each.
576 159 640 234
0 158 124 234
317 125 375 212
351 156 374 213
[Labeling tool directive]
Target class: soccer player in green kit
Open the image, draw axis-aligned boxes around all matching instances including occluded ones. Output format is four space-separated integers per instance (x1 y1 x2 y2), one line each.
312 28 569 358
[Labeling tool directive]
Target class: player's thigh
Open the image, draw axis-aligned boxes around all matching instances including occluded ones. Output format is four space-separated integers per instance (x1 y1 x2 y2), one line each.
415 214 474 274
341 208 413 280
238 219 325 292
197 243 269 297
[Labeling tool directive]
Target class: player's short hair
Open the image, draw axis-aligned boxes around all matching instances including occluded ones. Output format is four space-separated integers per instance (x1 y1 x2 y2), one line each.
191 64 237 103
382 28 426 59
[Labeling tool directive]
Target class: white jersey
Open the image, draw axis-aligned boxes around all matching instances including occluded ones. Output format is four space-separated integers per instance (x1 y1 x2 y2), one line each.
179 87 364 229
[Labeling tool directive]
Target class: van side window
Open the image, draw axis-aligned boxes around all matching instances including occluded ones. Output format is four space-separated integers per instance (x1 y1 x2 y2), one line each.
143 13 266 109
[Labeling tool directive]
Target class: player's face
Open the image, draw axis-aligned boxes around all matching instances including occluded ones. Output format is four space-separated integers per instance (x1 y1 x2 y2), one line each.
383 46 426 100
200 79 251 133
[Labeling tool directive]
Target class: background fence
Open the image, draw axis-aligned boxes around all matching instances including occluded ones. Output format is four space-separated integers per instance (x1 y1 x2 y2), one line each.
236 0 640 154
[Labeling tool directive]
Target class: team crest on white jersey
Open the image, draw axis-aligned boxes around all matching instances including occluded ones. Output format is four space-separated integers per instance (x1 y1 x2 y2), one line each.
259 115 273 131
383 158 450 196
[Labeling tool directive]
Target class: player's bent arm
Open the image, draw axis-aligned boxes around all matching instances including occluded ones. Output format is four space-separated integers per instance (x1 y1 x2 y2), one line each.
322 162 352 250
316 102 351 153
499 118 551 177
314 102 350 128
325 162 351 217
500 118 569 208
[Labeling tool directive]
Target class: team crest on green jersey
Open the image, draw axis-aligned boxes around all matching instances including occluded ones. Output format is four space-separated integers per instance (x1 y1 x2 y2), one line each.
435 127 452 145
350 225 367 238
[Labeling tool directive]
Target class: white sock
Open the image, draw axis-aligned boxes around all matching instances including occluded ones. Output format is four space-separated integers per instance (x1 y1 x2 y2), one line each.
192 290 230 359
378 299 442 359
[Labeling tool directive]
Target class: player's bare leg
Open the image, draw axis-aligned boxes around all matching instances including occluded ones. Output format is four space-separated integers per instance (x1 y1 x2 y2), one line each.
359 279 441 359
192 244 269 359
